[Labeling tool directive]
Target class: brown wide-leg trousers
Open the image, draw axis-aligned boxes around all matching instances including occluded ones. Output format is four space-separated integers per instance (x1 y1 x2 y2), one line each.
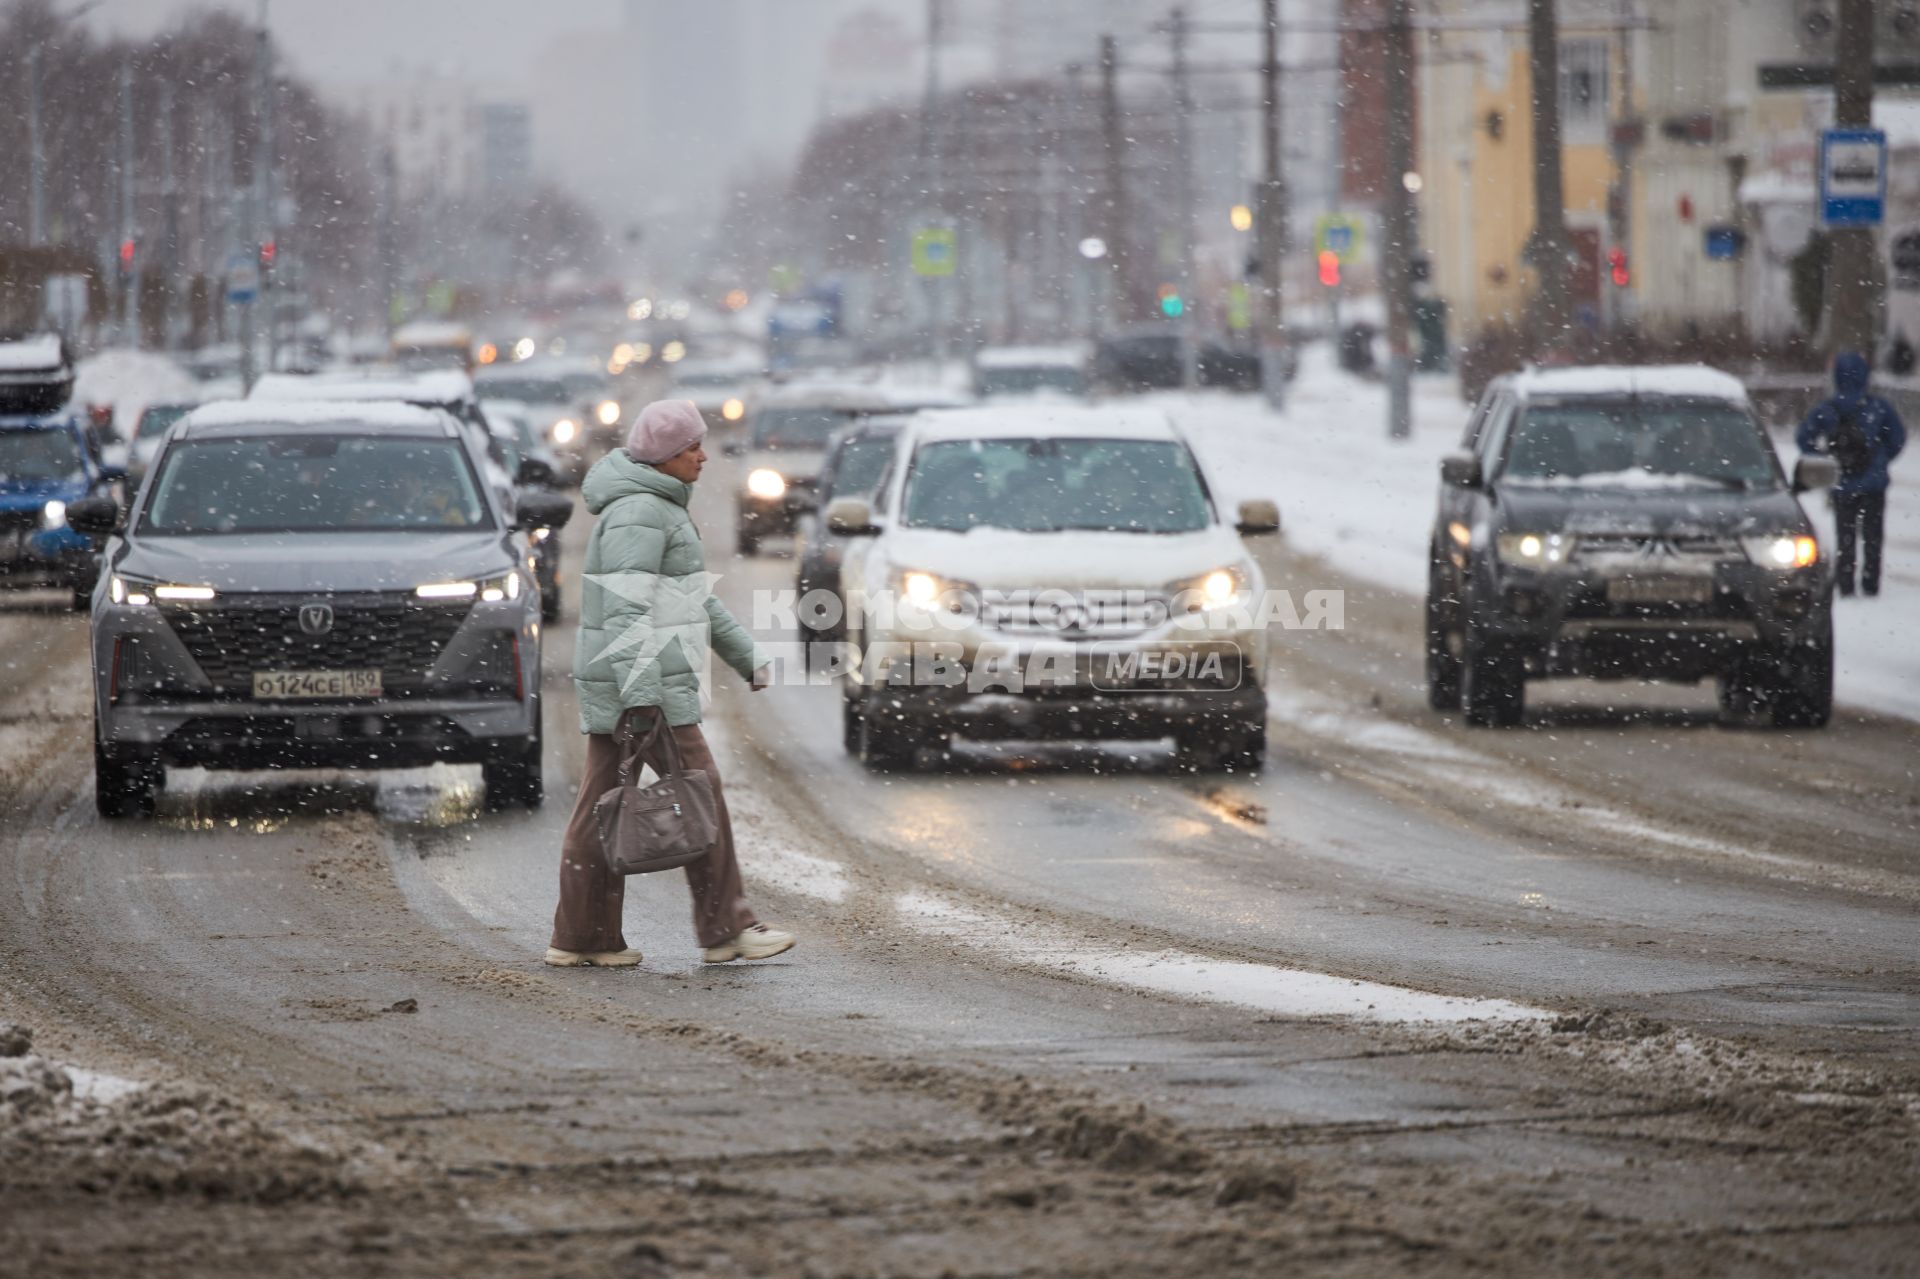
551 717 757 953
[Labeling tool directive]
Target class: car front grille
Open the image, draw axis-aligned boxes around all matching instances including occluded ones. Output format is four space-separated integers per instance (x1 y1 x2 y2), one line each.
1573 533 1742 564
160 593 471 697
983 591 1173 639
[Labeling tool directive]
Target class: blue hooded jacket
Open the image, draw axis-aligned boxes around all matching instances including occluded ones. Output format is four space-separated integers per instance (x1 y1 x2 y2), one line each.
1796 351 1907 495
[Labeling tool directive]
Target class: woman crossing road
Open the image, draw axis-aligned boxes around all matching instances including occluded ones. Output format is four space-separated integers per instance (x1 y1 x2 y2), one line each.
547 399 794 968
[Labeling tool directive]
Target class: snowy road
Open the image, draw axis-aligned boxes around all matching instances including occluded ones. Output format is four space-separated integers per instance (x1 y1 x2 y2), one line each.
2 424 1918 1276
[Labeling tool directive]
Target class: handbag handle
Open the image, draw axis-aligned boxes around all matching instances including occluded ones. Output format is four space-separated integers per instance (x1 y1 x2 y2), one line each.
612 707 688 785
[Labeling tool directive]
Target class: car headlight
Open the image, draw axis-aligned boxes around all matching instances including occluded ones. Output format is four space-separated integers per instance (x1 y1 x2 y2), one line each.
480 570 522 603
110 575 212 606
416 580 478 600
595 399 621 427
747 468 787 500
1495 532 1573 567
41 499 66 529
891 568 976 615
722 397 746 422
551 418 579 445
1741 534 1817 569
1168 564 1252 612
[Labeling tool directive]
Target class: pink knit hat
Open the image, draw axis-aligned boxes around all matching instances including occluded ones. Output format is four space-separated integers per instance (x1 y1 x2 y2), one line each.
625 399 707 464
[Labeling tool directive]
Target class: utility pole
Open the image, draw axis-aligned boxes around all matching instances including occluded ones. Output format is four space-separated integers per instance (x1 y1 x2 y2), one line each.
1167 6 1199 387
922 0 949 364
1525 0 1573 344
1382 0 1416 439
1826 0 1880 357
1255 0 1289 408
1100 34 1132 331
159 82 177 351
240 12 267 391
257 2 278 374
120 59 139 347
27 44 46 247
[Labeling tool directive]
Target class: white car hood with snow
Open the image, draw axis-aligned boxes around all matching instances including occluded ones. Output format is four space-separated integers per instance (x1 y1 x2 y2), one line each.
873 523 1250 593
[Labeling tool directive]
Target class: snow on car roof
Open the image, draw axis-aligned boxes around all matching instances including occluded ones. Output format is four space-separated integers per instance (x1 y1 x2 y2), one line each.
909 405 1179 442
390 320 473 345
250 370 475 404
0 334 67 373
182 400 451 436
1507 364 1749 403
973 344 1090 370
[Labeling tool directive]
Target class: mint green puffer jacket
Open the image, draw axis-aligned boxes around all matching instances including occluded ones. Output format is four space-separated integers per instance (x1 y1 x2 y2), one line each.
573 452 765 733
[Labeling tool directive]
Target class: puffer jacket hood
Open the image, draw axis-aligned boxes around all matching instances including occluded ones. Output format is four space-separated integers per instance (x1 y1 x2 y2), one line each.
581 449 689 516
1833 350 1870 404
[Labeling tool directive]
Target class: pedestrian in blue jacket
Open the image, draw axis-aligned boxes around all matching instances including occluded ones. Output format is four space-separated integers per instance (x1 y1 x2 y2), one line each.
1797 351 1907 596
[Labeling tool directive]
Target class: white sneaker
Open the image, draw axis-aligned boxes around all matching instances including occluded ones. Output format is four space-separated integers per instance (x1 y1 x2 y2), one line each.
544 946 642 968
702 924 796 964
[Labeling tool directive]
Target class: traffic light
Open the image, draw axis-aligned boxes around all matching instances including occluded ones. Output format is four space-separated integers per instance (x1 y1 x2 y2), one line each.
259 240 277 269
1608 245 1630 288
1317 249 1341 288
1157 284 1184 318
118 238 136 271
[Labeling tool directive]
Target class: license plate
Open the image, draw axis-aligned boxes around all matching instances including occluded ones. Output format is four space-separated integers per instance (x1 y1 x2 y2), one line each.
252 669 383 700
1606 576 1712 605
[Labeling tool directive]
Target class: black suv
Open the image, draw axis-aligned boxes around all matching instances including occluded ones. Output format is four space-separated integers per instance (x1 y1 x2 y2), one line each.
1426 366 1836 728
75 401 572 816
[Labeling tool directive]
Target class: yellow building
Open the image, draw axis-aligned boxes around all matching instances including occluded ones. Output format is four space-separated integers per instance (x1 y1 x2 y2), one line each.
1418 6 1624 337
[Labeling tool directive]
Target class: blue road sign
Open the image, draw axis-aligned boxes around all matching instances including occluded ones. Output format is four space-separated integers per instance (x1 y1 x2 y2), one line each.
225 250 260 305
1820 127 1886 227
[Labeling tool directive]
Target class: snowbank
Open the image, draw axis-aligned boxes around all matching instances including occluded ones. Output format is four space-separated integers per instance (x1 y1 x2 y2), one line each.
73 348 198 431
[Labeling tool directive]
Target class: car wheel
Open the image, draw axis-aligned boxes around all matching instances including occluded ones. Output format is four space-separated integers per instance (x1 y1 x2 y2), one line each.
1425 556 1463 711
1177 721 1266 773
1716 662 1764 721
71 587 93 612
1460 623 1525 728
856 692 917 771
1767 625 1833 729
94 735 160 819
483 710 545 810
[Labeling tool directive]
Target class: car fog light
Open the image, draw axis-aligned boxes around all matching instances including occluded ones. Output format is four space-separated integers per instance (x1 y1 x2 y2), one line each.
747 468 787 499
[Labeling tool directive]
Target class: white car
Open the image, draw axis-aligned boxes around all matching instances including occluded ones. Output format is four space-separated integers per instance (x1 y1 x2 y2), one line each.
825 406 1279 771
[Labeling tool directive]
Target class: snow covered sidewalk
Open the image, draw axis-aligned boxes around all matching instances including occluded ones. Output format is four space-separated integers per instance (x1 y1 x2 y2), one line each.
1160 345 1920 722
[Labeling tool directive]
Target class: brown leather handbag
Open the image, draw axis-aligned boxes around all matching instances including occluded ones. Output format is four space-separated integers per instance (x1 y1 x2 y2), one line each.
592 709 720 875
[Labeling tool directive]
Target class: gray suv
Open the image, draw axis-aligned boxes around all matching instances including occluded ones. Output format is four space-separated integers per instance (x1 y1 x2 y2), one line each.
71 401 572 817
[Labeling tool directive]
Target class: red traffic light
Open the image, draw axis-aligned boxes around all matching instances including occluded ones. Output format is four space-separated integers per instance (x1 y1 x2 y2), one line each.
259 240 277 268
1317 249 1341 288
1607 245 1630 288
118 238 136 267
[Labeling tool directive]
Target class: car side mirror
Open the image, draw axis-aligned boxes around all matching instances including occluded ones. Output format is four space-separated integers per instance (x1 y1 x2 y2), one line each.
1235 498 1281 536
825 497 878 536
1441 453 1484 489
1793 456 1838 493
515 456 555 487
722 440 745 459
67 495 124 535
514 490 574 531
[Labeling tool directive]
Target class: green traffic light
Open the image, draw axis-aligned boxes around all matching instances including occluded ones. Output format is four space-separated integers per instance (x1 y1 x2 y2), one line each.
1159 294 1185 318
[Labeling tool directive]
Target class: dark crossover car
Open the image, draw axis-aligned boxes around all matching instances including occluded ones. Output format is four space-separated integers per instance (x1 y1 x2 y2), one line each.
74 401 573 817
1426 366 1836 728
0 335 121 608
792 415 907 642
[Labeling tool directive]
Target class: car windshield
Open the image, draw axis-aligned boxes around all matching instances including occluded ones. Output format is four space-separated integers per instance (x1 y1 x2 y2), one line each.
828 434 897 500
0 428 84 483
902 437 1210 533
137 405 194 440
477 378 573 404
141 435 491 534
753 407 854 451
1501 400 1779 490
976 367 1085 396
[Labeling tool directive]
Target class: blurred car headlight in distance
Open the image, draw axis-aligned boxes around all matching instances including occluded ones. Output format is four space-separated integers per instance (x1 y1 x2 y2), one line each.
41 499 66 529
595 399 621 427
551 418 579 445
1741 534 1817 568
746 468 787 500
